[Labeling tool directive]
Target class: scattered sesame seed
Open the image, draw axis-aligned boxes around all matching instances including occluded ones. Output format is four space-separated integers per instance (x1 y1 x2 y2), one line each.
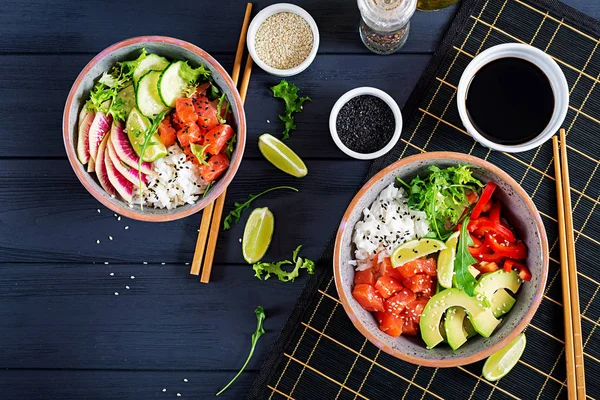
96 240 100 244
108 236 113 241
105 262 110 265
114 292 119 296
161 262 165 265
143 262 148 265
130 276 135 279
97 209 101 213
183 378 188 382
125 226 129 230
109 272 114 276
125 286 130 289
162 389 167 392
177 394 181 397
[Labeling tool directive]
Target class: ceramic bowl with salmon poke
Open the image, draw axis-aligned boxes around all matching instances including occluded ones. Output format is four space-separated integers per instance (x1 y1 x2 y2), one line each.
63 36 246 222
334 152 548 367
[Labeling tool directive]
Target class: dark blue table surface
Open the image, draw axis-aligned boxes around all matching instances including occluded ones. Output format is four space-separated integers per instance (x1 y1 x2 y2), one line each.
0 1 597 398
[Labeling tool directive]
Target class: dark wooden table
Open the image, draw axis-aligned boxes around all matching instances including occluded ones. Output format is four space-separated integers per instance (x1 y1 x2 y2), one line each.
0 1 597 398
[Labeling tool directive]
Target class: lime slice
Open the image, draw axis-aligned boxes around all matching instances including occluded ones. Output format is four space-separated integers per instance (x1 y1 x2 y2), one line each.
438 232 459 289
242 207 275 264
391 238 446 267
258 134 308 178
483 333 526 381
126 108 168 162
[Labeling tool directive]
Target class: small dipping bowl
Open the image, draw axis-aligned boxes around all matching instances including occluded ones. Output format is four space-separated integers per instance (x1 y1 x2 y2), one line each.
457 43 569 153
247 3 320 77
329 87 403 160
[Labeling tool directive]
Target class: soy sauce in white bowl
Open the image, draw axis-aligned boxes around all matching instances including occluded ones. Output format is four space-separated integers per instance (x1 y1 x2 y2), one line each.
466 57 555 145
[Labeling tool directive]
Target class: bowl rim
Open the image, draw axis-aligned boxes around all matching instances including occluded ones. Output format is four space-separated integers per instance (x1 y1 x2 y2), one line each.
329 87 403 160
62 35 246 222
333 151 549 367
246 3 320 77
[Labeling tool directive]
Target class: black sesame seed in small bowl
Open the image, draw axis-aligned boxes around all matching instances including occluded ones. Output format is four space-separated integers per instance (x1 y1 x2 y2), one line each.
329 87 402 160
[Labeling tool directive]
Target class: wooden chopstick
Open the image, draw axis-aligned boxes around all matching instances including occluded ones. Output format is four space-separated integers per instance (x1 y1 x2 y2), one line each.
558 129 586 399
552 135 577 400
200 53 253 283
190 2 253 277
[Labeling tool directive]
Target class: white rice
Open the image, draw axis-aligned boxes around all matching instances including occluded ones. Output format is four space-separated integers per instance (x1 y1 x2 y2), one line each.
352 183 430 271
139 145 207 209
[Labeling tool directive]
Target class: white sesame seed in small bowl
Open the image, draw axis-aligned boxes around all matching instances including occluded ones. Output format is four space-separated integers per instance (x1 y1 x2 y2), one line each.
247 3 320 77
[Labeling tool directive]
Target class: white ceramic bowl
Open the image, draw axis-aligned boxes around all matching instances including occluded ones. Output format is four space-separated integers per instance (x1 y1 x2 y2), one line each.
247 3 320 77
329 87 403 160
457 43 569 153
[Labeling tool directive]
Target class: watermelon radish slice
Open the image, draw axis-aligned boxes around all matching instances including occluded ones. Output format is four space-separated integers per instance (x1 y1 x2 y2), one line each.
87 157 96 172
110 121 154 176
77 109 95 165
105 148 134 203
106 139 148 188
95 133 116 197
89 111 113 162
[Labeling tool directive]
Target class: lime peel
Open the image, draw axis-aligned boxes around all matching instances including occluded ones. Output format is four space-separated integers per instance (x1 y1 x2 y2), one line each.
390 238 446 268
483 332 526 381
242 207 275 264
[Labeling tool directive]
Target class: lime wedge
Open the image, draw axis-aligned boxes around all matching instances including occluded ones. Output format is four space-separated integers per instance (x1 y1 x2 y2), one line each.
242 207 274 264
258 134 308 178
438 232 459 289
126 108 168 162
391 238 446 267
483 333 526 381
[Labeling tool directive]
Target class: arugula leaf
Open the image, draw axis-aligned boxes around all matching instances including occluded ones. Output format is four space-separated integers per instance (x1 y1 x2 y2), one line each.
202 182 213 198
397 165 483 240
216 306 266 396
223 186 298 230
224 134 237 158
454 215 478 296
271 80 311 140
253 245 315 282
190 143 210 166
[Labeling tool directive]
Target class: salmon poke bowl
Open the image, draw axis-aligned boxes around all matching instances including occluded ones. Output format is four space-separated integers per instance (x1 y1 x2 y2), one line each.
333 152 548 367
63 36 246 222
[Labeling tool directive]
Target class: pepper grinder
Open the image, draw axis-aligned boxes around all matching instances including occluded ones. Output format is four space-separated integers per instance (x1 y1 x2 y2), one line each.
358 0 417 54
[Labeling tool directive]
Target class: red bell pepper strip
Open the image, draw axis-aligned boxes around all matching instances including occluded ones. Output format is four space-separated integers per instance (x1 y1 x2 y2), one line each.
469 218 516 243
504 259 532 281
468 243 504 262
475 261 500 273
471 182 497 219
485 233 527 259
489 201 501 222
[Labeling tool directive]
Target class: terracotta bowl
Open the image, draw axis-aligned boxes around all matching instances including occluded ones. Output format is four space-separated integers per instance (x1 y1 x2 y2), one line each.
63 36 246 222
334 152 548 367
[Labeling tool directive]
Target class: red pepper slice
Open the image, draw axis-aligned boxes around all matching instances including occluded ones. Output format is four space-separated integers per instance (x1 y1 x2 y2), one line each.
471 182 497 219
469 218 516 243
504 259 532 281
475 261 500 273
485 233 527 259
468 243 504 262
470 234 483 248
489 201 501 223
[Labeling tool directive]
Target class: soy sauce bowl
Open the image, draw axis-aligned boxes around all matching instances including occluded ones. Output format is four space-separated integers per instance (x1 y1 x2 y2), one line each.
329 87 402 160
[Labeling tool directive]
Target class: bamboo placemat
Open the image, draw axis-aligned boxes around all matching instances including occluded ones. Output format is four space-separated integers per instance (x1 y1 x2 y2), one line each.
250 0 600 398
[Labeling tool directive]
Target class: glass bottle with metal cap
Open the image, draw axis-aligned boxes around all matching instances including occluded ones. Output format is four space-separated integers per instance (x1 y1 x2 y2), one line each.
358 0 417 55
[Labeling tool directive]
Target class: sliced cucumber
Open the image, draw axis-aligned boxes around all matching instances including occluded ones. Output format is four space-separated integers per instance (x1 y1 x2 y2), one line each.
116 84 136 115
158 61 208 107
136 70 170 118
133 54 169 86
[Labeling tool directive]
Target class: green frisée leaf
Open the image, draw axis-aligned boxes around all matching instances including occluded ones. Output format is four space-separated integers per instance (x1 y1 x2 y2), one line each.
190 143 210 166
179 61 211 84
454 215 478 296
216 306 266 396
86 65 133 121
117 48 148 78
222 186 298 230
397 165 483 240
252 245 315 282
271 80 311 140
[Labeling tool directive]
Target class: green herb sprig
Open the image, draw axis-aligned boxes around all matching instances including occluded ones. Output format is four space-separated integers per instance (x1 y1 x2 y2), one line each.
397 165 482 240
137 110 168 209
216 93 231 124
216 306 266 396
224 134 237 158
223 186 298 230
454 215 478 296
253 245 315 282
271 80 311 140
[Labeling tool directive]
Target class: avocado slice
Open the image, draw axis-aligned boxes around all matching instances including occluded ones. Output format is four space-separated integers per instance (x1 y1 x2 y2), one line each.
474 269 521 317
420 288 500 349
444 306 479 350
